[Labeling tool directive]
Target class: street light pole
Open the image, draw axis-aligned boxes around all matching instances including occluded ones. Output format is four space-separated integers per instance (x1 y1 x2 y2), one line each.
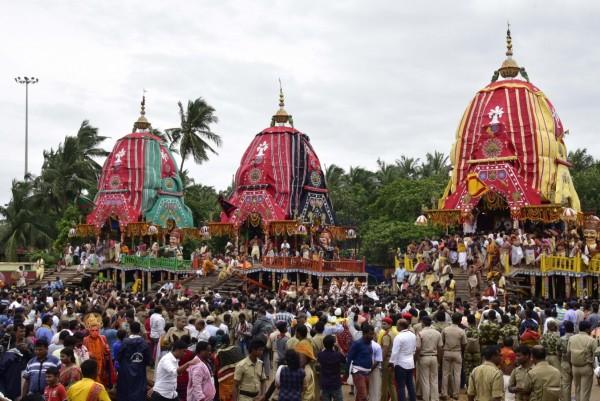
14 76 39 179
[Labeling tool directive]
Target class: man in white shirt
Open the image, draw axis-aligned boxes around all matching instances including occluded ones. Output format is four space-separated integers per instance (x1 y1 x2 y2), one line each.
149 306 166 359
159 282 174 293
195 320 211 342
280 240 290 256
390 319 417 401
152 340 198 401
369 340 384 401
185 318 199 339
205 316 220 337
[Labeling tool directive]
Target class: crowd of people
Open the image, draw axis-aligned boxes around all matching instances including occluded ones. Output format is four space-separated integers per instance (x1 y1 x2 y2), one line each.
0 262 597 401
398 228 600 303
2 225 600 401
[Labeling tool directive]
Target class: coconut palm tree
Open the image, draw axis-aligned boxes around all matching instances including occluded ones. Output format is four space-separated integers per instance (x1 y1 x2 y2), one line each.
0 180 52 260
375 158 400 186
324 164 346 189
75 120 108 172
420 151 449 177
395 156 420 179
347 166 377 192
166 98 222 174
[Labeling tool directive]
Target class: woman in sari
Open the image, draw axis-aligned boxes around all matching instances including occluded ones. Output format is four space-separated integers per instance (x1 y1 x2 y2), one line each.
214 336 244 401
59 348 82 388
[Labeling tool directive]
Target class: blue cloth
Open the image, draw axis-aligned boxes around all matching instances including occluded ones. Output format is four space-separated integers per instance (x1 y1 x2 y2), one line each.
347 339 373 370
35 326 53 344
317 349 345 390
395 365 416 401
564 309 578 326
117 336 152 401
102 328 118 351
519 318 539 335
112 340 123 368
278 366 305 401
0 349 29 399
395 268 406 283
23 354 60 394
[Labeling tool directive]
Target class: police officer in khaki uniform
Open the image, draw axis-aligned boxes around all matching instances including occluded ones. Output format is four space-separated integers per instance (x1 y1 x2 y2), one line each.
567 321 596 401
508 345 531 401
233 339 267 401
416 315 443 401
523 345 561 401
467 345 504 401
441 313 467 400
557 320 575 401
380 316 398 401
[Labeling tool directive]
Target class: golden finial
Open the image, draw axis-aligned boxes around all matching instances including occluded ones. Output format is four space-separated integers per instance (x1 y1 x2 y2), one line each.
495 22 521 80
133 91 151 131
271 79 293 127
278 78 285 108
505 22 514 58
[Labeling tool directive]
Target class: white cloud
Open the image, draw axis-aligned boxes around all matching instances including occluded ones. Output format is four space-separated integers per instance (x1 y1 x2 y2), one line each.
1 0 599 206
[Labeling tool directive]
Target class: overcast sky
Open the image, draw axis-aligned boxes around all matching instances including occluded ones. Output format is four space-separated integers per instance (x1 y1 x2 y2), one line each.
1 1 599 206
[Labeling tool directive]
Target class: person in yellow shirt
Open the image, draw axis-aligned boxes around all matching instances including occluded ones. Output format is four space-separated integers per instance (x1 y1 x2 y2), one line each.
67 359 111 401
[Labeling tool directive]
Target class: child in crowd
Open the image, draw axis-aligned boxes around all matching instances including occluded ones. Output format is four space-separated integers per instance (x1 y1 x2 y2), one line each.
44 366 67 401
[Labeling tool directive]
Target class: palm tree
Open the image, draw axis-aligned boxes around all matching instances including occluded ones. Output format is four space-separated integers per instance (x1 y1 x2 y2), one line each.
0 180 52 260
347 166 377 191
151 128 179 154
395 156 420 179
375 158 399 186
420 151 449 177
75 120 108 172
36 121 107 214
166 98 222 174
324 164 346 189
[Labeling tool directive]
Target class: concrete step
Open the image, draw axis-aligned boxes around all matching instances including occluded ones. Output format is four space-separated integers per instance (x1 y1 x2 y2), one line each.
29 267 83 288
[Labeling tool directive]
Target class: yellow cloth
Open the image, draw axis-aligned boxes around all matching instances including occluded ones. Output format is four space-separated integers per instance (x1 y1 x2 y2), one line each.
295 341 316 361
131 278 142 294
203 259 216 275
66 378 111 401
377 327 398 343
467 172 488 197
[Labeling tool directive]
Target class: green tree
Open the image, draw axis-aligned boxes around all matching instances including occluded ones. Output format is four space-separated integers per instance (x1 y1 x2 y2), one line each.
395 156 420 179
361 219 443 265
36 121 107 214
53 205 83 252
184 184 221 225
369 176 447 221
420 151 449 178
568 148 595 174
375 158 400 187
572 164 600 212
0 180 53 260
167 98 222 173
324 164 346 190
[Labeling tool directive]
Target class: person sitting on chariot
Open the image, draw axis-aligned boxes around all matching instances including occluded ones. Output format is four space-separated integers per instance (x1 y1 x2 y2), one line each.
202 253 217 276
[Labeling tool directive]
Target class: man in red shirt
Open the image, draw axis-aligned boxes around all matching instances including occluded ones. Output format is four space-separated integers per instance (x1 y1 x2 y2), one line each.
44 366 67 401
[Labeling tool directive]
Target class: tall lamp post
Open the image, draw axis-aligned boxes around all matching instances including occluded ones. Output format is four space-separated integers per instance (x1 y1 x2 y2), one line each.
14 76 39 179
